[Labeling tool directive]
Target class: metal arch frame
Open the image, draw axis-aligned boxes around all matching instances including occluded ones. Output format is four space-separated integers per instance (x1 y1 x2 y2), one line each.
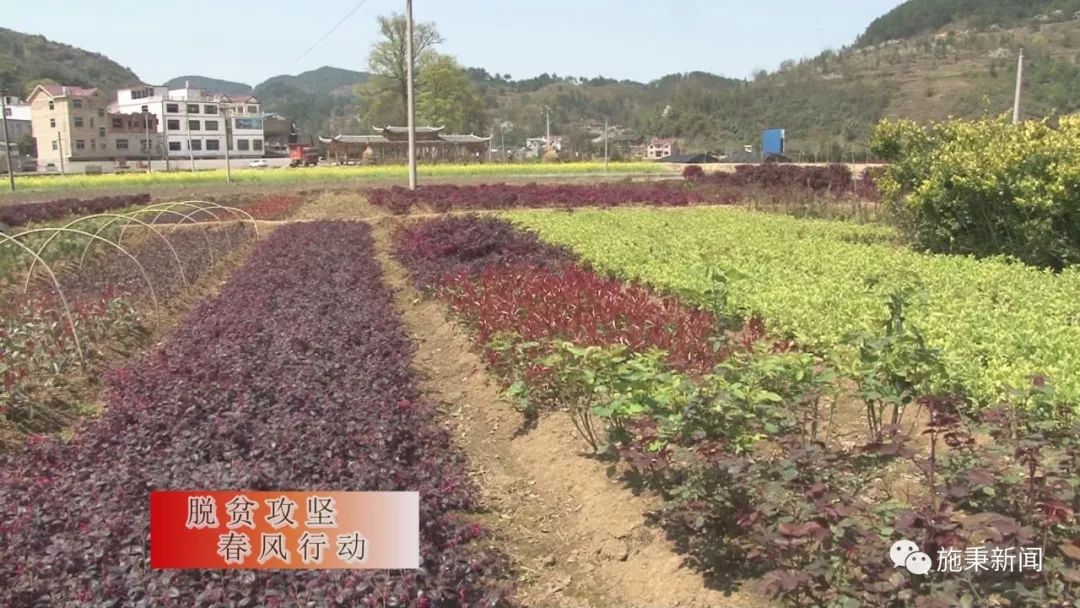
75 208 214 273
14 228 160 313
143 200 259 238
0 233 85 367
21 213 191 295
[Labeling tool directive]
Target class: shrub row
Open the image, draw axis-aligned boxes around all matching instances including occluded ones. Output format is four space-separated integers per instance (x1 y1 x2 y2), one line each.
0 193 152 228
369 183 699 214
0 222 513 606
872 116 1080 269
396 215 1079 606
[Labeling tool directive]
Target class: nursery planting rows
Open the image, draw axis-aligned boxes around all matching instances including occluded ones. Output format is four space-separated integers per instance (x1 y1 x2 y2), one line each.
509 207 1080 406
0 222 513 606
0 193 152 227
395 216 1080 606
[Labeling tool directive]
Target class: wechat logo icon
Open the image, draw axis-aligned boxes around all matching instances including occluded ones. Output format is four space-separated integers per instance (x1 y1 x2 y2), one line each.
891 540 933 575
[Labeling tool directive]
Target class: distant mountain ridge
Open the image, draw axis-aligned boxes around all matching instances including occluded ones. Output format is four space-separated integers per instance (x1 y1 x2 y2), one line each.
162 75 252 95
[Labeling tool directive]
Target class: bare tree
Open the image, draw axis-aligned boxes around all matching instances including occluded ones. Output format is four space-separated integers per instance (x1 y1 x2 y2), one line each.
367 13 443 121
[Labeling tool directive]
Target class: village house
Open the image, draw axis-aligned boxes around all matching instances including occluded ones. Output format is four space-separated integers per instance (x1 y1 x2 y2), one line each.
29 84 159 167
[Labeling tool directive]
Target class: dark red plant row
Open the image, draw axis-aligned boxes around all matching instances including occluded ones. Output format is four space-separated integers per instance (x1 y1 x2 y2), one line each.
0 222 513 606
394 215 574 291
395 216 723 374
242 195 304 220
370 183 700 214
685 164 882 202
0 193 152 227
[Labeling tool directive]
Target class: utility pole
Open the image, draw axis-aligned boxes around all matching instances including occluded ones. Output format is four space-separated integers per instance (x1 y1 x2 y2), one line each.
545 107 551 144
405 0 417 190
223 104 232 184
143 108 152 173
57 132 65 175
185 103 195 173
603 117 609 172
1013 48 1025 124
161 99 169 171
1 94 15 191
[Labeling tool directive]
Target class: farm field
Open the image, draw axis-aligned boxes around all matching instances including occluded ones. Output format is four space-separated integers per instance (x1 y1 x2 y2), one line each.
508 207 1080 406
2 161 669 194
3 169 1080 607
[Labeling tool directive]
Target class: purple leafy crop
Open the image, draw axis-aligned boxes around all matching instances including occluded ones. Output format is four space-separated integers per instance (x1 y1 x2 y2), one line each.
0 193 152 227
0 222 513 607
369 183 698 214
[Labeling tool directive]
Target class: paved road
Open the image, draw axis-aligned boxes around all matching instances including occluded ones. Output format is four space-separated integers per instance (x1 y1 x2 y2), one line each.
22 157 294 175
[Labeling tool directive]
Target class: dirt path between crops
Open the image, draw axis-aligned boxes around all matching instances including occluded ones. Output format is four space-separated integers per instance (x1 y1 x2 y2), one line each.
370 217 766 608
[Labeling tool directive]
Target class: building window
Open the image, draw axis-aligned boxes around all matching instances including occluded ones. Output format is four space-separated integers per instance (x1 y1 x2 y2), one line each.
204 105 218 114
205 120 219 131
206 139 220 151
237 139 250 151
90 118 95 127
98 108 104 117
131 87 153 100
253 139 263 151
246 105 258 114
186 104 199 114
140 105 148 113
99 127 106 137
72 99 82 109
74 117 84 128
52 140 58 151
91 140 96 150
117 139 129 150
190 139 202 151
48 101 54 110
112 118 121 128
189 120 201 131
49 118 56 128
140 139 149 152
169 141 181 151
167 119 180 130
166 103 179 113
101 142 107 150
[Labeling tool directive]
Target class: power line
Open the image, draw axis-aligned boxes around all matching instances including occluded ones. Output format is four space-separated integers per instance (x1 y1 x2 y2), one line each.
293 0 368 65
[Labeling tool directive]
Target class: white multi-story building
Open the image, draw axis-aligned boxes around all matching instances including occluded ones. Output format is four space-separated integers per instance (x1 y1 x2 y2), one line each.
1 95 33 146
113 83 264 160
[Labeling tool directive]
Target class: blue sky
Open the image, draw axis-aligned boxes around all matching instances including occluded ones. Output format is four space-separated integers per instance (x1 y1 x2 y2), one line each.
5 0 907 85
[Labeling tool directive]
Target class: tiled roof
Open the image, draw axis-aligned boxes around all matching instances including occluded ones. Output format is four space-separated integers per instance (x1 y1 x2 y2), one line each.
378 125 444 134
320 132 490 144
36 84 98 98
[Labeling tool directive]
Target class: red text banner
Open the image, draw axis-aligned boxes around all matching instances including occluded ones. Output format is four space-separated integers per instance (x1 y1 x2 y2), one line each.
150 491 419 569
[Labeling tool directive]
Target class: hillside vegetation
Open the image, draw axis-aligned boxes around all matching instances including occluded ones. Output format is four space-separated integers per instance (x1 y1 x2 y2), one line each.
0 27 139 96
858 0 1080 46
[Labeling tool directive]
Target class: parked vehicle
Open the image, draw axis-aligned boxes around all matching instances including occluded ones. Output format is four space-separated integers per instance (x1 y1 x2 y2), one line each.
288 144 319 167
248 159 269 168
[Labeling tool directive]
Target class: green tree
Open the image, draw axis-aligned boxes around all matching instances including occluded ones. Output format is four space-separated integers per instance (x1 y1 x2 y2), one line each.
416 55 486 133
366 12 443 122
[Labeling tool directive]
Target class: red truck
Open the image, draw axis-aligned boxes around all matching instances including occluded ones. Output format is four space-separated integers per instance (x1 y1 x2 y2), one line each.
288 144 319 167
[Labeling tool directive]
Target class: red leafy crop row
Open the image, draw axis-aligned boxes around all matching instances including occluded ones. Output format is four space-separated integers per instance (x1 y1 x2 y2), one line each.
395 217 722 374
0 222 513 606
240 195 304 220
370 183 699 214
395 215 573 291
0 193 152 227
441 264 722 374
703 164 855 193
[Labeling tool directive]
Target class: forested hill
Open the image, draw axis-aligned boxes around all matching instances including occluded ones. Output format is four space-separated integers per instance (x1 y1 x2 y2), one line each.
0 27 141 96
857 0 1080 47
